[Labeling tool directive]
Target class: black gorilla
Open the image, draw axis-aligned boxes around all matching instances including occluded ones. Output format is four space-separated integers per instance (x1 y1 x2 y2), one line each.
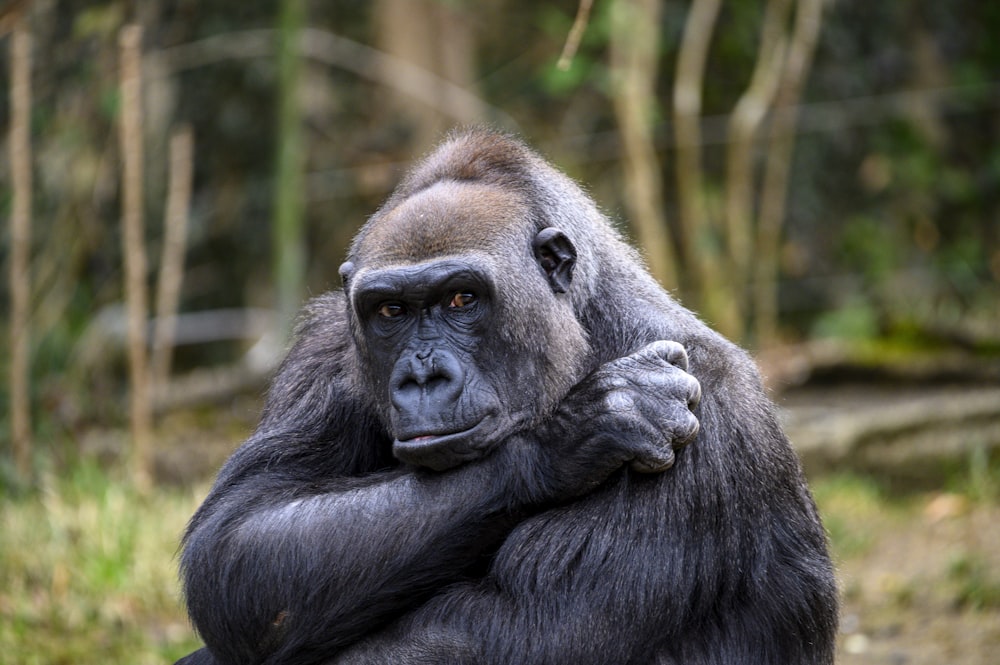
177 129 837 665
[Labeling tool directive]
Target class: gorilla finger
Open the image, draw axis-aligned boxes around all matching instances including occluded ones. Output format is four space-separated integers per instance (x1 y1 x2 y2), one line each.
629 445 676 473
672 411 700 447
685 374 702 409
644 404 699 446
627 372 702 412
618 420 677 473
643 340 689 372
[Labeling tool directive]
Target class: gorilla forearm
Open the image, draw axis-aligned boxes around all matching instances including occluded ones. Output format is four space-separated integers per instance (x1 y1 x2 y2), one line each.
181 343 699 665
182 461 518 663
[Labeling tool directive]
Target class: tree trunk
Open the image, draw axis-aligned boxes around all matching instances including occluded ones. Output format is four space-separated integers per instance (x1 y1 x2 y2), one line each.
754 0 824 349
724 0 792 324
8 17 33 478
274 0 306 337
673 0 740 335
152 125 194 392
119 24 153 491
373 0 480 154
609 0 678 292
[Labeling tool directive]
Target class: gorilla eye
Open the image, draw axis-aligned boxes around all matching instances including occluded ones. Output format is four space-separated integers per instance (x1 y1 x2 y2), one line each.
448 292 477 309
377 302 406 318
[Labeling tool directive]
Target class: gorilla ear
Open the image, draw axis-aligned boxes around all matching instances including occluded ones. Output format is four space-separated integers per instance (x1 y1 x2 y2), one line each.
339 261 355 288
533 228 576 294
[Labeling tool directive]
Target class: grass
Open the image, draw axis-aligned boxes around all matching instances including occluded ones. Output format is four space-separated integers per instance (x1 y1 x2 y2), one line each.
811 473 894 559
0 462 206 664
949 552 1000 611
2 458 997 663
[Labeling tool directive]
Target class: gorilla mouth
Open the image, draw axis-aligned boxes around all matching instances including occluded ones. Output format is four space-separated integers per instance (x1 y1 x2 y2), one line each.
395 419 485 447
392 415 497 471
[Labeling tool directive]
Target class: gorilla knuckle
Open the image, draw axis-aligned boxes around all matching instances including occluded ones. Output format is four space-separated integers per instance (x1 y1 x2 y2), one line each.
645 340 689 371
603 390 636 414
630 446 675 473
686 375 703 409
676 412 700 446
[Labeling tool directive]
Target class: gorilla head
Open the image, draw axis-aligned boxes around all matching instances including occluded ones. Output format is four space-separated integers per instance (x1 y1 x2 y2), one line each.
338 158 596 469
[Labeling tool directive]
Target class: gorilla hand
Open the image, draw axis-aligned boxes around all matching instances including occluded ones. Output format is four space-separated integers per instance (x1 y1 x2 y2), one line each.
520 340 701 500
599 340 701 473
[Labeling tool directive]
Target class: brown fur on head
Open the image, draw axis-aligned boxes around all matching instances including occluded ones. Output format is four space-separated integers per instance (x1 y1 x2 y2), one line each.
351 180 533 269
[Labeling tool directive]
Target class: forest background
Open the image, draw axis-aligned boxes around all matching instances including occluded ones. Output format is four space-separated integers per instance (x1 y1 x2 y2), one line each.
1 1 999 663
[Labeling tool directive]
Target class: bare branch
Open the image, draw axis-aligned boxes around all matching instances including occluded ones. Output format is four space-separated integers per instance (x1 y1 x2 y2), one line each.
557 0 594 71
151 126 194 392
148 28 518 129
754 0 824 349
609 0 678 291
119 24 153 491
724 0 793 303
8 17 33 477
672 0 742 335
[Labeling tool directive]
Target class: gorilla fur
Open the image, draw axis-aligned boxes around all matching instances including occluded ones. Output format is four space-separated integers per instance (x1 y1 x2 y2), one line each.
177 128 837 665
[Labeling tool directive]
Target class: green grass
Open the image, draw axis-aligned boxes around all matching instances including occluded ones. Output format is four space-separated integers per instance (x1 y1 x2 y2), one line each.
0 462 206 664
3 460 997 663
949 552 1000 610
811 473 892 559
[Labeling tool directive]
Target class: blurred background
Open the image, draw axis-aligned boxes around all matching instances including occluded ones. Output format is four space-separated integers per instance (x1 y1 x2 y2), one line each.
1 0 998 663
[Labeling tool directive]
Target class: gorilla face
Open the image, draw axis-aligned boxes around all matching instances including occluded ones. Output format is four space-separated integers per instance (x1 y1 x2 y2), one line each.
350 257 512 470
340 180 588 471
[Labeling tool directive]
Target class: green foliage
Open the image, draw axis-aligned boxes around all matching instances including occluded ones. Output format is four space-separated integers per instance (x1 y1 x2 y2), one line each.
73 5 125 39
949 444 1000 504
540 57 595 97
0 462 204 664
948 553 1000 610
811 296 880 341
838 214 900 287
811 473 888 558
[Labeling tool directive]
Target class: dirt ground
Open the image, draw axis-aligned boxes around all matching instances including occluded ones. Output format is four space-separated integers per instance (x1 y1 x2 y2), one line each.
831 493 1000 665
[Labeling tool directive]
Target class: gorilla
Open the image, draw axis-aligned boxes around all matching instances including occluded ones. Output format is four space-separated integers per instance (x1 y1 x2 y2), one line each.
177 129 837 665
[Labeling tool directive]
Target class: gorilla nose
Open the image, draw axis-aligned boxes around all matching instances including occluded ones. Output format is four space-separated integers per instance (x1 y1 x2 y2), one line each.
390 349 465 415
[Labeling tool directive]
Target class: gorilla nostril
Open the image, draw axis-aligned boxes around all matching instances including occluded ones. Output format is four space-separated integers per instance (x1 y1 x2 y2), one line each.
397 377 420 393
425 375 451 393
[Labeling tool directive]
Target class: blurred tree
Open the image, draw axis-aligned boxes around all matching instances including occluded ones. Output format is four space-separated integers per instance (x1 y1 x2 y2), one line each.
273 0 306 338
151 125 194 390
373 0 481 154
672 0 726 327
723 0 792 331
671 0 825 342
6 8 33 478
755 0 824 349
119 24 153 491
609 0 679 292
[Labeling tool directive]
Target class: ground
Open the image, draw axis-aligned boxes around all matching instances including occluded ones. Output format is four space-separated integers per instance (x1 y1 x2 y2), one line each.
2 390 998 664
822 478 1000 665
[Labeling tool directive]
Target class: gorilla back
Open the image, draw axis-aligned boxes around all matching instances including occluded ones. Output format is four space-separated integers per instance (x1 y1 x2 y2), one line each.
178 128 837 665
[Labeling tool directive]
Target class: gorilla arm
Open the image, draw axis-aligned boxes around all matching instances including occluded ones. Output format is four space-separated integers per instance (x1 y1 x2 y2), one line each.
181 444 522 664
178 325 699 665
325 343 705 665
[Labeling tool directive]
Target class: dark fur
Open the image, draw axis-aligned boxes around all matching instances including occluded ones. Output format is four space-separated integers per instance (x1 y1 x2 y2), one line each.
178 129 837 665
